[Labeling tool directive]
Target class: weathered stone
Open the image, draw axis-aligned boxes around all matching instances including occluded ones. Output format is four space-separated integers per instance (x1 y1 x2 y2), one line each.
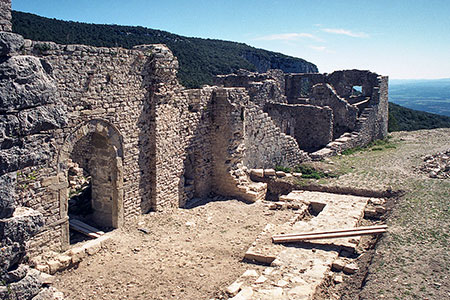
334 275 344 283
250 169 264 178
0 207 44 245
1 264 29 283
57 254 72 269
7 272 42 300
69 246 86 264
46 260 61 275
230 287 253 300
226 280 243 296
343 263 359 274
275 279 289 287
275 171 286 177
0 172 16 218
0 32 24 56
331 259 346 272
255 275 267 284
242 269 259 277
0 55 58 111
264 169 276 177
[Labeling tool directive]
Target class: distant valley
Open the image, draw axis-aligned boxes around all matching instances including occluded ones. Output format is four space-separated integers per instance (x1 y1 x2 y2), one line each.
389 78 450 117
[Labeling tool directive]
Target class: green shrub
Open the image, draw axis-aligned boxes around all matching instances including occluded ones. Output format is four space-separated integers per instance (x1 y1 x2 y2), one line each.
275 165 292 173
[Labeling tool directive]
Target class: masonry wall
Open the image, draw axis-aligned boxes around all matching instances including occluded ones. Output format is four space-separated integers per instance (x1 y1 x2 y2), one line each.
309 83 358 139
0 0 11 32
14 41 154 253
211 88 267 202
244 103 309 168
265 103 333 153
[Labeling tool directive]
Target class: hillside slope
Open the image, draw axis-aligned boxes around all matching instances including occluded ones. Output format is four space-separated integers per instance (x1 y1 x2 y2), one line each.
12 11 318 88
388 102 450 132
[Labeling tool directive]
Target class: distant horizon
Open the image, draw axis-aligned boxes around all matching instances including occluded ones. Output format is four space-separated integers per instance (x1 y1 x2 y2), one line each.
12 0 450 80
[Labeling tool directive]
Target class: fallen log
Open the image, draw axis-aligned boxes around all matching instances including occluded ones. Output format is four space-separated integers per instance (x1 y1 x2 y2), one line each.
272 225 387 243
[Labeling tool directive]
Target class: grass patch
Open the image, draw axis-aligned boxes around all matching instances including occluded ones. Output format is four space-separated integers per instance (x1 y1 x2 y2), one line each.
293 164 339 179
275 165 292 173
341 137 397 155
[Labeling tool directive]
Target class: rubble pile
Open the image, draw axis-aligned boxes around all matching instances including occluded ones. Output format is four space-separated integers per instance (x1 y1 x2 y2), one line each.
421 149 450 179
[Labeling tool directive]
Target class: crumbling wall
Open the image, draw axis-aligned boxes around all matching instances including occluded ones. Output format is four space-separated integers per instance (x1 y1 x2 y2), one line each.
0 0 11 32
266 103 333 152
211 88 267 202
244 103 309 168
309 83 358 139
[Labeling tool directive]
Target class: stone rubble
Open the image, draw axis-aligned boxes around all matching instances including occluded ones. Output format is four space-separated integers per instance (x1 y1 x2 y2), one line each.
224 191 382 299
420 149 450 179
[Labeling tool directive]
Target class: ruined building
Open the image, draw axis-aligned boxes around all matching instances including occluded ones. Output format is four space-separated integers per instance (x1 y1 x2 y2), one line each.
0 1 388 297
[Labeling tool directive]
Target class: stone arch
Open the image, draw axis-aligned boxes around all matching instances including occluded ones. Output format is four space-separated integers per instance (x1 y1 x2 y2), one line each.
57 119 124 248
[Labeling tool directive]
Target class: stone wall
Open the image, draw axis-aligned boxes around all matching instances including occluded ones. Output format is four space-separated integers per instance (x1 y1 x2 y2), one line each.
265 103 333 153
0 0 11 32
211 88 267 202
1 29 270 255
219 69 388 157
309 83 358 139
2 4 388 261
244 103 309 168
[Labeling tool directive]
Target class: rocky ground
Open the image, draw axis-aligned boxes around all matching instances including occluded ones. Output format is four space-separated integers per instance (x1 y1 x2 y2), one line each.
315 128 450 300
51 128 449 300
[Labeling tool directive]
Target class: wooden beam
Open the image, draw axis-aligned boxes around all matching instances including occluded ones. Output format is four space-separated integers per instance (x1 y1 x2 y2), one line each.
272 226 387 243
272 224 387 239
69 219 105 239
70 219 105 235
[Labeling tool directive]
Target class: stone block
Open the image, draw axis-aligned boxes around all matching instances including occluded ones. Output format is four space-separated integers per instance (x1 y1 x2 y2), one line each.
35 264 49 274
57 254 72 269
226 280 243 297
275 171 286 177
264 169 276 177
343 263 359 274
331 259 346 272
230 287 253 300
242 269 259 277
244 250 276 265
250 169 264 178
69 246 87 262
46 260 61 275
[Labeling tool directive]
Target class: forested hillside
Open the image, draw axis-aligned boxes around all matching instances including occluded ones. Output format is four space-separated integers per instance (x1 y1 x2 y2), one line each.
388 102 450 131
12 11 318 88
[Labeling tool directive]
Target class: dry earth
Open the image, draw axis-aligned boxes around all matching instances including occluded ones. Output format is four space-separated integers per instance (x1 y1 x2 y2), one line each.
53 128 449 300
53 199 294 300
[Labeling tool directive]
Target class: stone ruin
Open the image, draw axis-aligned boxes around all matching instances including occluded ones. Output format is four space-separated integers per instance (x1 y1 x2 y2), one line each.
0 0 388 298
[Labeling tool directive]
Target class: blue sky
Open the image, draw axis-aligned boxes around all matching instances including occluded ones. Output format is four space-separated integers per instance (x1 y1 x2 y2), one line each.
12 0 450 79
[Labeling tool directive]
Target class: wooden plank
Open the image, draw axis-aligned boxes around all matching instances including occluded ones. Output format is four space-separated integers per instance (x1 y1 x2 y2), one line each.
272 228 386 243
69 221 101 239
70 219 105 236
272 224 387 239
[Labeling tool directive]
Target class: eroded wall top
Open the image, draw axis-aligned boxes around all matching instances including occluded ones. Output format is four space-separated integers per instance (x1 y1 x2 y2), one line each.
0 0 12 32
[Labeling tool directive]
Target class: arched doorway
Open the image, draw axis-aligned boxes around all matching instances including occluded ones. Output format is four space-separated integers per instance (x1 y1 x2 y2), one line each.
58 119 124 248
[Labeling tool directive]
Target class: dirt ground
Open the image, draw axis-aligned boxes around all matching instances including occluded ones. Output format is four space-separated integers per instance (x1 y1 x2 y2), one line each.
53 128 450 300
53 199 294 300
